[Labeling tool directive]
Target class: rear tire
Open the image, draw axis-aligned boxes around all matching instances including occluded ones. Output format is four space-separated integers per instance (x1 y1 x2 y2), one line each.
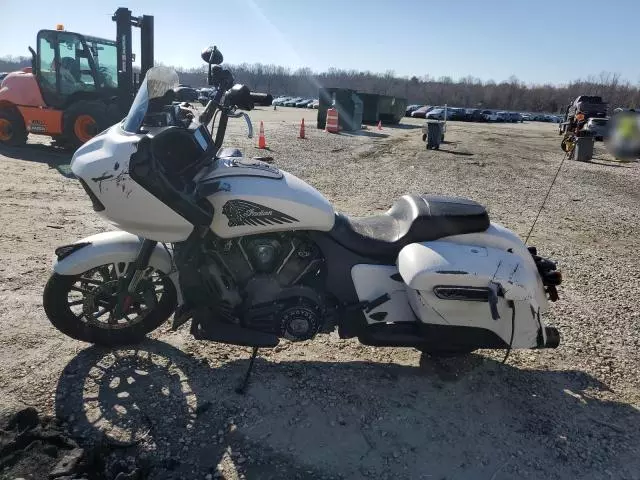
63 100 108 150
0 108 28 146
43 265 177 346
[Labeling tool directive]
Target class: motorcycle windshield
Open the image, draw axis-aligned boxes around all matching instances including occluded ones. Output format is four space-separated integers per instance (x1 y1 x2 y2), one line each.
122 66 180 133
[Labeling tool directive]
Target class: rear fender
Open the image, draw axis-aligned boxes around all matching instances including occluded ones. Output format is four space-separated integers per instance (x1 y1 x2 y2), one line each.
52 231 181 301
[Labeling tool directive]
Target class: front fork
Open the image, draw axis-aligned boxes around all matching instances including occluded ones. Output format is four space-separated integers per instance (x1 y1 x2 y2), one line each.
114 239 157 318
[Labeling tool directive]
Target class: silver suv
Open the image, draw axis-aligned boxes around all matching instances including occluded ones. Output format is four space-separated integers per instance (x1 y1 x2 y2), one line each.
583 117 609 141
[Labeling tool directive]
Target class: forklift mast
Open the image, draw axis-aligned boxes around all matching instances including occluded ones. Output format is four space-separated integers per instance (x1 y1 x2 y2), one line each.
112 7 154 109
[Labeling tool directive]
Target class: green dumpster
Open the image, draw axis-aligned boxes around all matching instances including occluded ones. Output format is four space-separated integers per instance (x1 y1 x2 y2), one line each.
317 88 362 131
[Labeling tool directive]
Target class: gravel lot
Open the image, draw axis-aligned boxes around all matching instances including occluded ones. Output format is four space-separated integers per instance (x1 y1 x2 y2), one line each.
0 108 639 479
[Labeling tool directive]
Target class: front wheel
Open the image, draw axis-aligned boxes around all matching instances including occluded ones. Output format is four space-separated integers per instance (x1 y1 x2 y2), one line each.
0 108 28 146
63 100 108 149
43 262 177 346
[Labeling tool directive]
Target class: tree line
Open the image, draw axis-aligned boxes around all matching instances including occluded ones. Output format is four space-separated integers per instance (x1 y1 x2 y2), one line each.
2 55 639 113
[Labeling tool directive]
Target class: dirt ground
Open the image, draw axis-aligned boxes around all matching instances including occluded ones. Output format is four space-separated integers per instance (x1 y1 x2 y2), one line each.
0 108 639 480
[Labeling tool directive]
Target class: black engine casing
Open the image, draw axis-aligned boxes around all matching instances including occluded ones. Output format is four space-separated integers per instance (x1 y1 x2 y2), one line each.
194 233 328 340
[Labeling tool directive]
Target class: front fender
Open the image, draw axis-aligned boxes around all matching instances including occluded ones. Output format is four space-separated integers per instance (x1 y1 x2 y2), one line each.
53 231 174 275
53 231 182 305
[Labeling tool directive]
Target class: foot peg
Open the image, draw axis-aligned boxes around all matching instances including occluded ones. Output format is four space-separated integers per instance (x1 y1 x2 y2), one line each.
192 320 279 347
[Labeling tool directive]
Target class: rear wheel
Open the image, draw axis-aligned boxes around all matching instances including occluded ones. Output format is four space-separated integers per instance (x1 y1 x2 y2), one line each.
63 100 108 149
43 262 177 346
0 108 28 146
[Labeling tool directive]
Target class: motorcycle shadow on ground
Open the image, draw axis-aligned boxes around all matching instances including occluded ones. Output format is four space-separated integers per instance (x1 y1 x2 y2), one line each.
55 339 640 479
0 143 75 178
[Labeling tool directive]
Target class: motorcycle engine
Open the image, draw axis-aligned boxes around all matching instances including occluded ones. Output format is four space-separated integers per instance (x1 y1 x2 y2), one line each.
205 233 327 341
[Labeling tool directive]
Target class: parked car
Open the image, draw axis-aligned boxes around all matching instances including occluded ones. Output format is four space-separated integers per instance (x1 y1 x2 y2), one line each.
272 96 291 106
411 105 433 118
197 88 216 106
446 108 466 121
174 86 199 103
583 117 609 140
307 99 319 109
496 111 510 122
464 109 484 122
283 97 303 107
507 112 523 123
481 110 497 122
521 113 532 121
425 108 446 120
295 98 314 108
566 95 608 123
405 104 422 117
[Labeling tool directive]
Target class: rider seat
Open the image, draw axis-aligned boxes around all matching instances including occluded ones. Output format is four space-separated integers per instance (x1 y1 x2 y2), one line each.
328 194 490 259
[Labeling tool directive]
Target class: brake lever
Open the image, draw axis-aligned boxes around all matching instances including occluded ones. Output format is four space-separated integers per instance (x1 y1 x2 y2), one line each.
243 112 253 139
226 110 254 138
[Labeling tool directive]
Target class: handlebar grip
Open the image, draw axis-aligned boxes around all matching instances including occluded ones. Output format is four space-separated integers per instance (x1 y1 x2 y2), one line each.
249 92 273 107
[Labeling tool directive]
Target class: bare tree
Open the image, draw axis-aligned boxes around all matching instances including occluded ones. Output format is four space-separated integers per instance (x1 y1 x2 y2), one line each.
1 55 637 113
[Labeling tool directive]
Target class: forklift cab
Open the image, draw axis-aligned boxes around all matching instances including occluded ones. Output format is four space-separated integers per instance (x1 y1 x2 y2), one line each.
0 9 153 148
34 28 118 108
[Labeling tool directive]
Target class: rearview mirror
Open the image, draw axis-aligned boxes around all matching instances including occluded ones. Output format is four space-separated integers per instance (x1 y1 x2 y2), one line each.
228 84 253 111
201 46 223 65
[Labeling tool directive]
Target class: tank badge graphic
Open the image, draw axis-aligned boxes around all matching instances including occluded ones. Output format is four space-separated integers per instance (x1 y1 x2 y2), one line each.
222 200 298 227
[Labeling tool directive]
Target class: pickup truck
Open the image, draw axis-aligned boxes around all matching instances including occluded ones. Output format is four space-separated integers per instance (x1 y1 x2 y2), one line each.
560 95 608 135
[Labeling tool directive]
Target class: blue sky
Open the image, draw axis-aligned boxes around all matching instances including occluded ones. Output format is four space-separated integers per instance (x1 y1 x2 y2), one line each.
1 0 637 85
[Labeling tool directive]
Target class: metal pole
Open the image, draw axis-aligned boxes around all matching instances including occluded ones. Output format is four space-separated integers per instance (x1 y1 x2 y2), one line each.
113 8 133 107
140 15 154 80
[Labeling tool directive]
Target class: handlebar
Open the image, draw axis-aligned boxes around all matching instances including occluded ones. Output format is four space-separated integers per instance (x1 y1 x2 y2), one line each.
197 81 266 150
249 92 273 107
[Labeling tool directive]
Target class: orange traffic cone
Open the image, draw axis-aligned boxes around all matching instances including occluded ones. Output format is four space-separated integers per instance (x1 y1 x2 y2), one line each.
258 121 267 149
377 120 383 130
299 118 306 139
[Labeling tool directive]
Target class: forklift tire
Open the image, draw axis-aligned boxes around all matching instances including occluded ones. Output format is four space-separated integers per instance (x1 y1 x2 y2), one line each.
0 108 28 146
63 101 108 150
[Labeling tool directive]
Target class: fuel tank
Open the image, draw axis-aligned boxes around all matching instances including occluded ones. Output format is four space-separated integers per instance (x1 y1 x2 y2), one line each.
195 156 335 238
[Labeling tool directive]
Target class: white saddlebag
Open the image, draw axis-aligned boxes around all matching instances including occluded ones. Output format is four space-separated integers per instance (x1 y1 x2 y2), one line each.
398 240 545 348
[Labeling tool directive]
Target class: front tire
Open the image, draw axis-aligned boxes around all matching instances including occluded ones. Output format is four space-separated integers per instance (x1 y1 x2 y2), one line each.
43 263 177 346
0 108 28 146
63 100 108 150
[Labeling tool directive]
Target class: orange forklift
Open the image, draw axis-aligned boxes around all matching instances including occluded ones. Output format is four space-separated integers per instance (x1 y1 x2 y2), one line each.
0 8 153 149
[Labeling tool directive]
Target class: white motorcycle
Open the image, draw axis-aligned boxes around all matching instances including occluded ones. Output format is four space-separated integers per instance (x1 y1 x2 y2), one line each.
43 47 561 392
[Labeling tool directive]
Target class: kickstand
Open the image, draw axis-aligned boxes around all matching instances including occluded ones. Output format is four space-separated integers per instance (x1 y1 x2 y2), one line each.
235 346 259 395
